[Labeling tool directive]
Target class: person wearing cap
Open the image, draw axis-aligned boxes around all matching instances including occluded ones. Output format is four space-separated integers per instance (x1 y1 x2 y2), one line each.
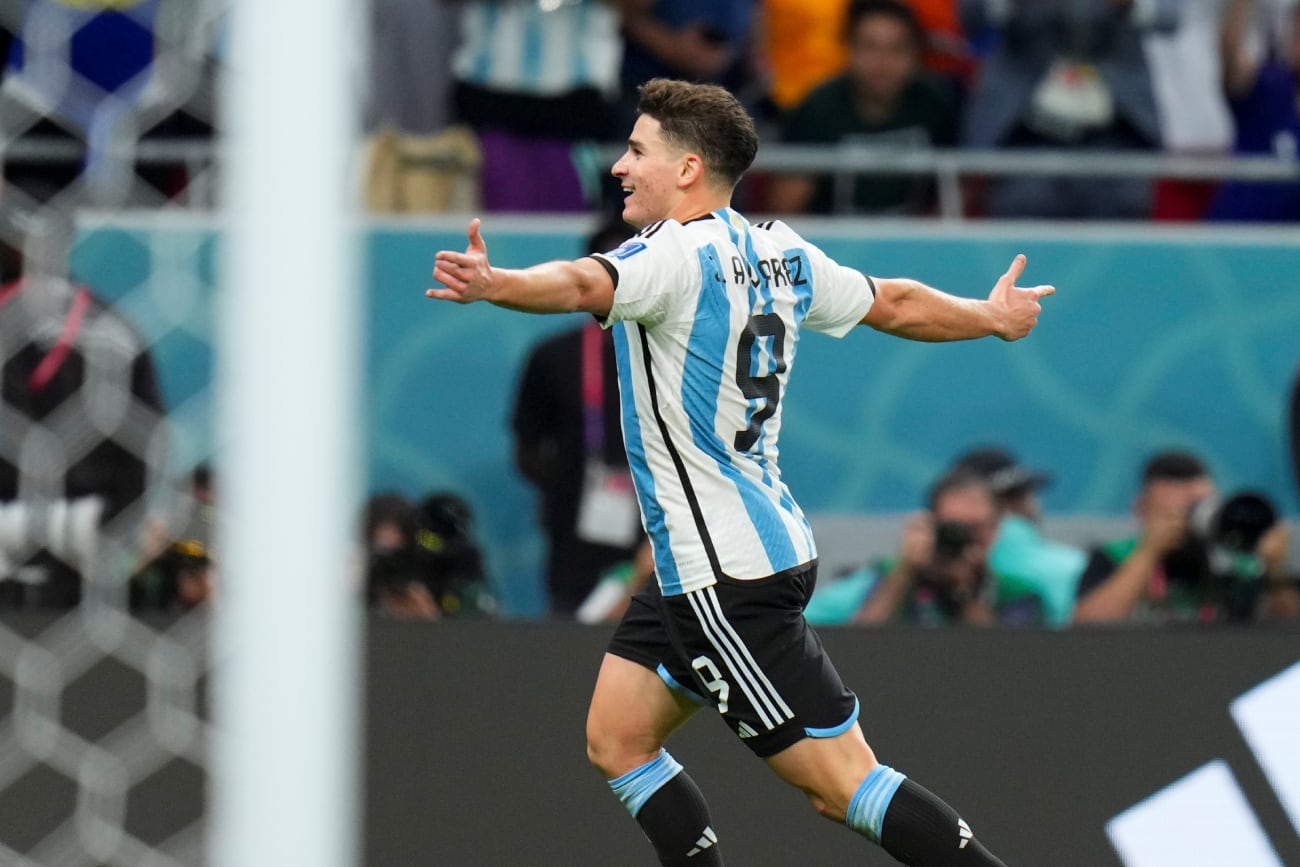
1073 450 1295 624
950 446 1086 628
855 468 1008 626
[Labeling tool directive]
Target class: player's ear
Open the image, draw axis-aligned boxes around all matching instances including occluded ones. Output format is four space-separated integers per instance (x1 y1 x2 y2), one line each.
678 153 703 187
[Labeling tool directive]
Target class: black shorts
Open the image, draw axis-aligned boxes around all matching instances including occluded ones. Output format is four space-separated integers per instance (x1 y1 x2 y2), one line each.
607 563 859 758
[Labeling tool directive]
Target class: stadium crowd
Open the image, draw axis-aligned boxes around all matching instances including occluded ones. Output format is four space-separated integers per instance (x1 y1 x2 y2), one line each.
369 0 1300 222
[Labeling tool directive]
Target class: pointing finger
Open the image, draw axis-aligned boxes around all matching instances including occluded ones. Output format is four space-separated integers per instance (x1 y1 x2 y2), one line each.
1033 285 1055 299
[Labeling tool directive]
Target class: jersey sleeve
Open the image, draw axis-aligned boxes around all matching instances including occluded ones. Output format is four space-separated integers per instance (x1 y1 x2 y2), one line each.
772 225 875 338
591 221 700 330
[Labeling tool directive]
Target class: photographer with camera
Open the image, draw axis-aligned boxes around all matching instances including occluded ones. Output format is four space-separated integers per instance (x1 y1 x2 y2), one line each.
1073 450 1297 625
855 469 1007 626
951 446 1086 628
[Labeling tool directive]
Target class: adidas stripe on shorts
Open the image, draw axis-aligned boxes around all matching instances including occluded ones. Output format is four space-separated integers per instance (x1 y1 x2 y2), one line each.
608 562 860 758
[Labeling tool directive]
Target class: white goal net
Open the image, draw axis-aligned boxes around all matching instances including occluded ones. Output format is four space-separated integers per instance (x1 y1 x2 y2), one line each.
0 1 360 864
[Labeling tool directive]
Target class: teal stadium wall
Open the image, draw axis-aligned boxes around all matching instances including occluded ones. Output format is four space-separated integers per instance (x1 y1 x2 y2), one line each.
70 218 1300 616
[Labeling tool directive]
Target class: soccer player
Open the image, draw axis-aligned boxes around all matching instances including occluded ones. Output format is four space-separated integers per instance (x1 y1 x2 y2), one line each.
428 78 1053 867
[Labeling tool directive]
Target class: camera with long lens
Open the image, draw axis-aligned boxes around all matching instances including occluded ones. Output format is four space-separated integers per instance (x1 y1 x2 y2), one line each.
1189 490 1278 567
1187 490 1279 620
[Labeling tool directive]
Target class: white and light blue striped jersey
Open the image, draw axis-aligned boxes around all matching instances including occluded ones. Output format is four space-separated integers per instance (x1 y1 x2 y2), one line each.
452 0 621 97
592 208 876 596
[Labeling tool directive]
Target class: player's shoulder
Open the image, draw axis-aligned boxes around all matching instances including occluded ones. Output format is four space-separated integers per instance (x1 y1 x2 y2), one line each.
751 217 799 237
634 219 674 240
608 216 706 258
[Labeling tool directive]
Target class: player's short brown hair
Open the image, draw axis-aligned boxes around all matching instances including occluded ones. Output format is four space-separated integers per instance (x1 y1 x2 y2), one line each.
635 78 758 190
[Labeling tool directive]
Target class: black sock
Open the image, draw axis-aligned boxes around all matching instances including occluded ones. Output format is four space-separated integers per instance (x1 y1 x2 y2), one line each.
879 778 1008 867
633 770 724 866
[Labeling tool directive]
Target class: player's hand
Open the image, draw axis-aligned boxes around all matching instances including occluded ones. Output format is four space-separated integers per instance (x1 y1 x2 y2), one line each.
988 254 1054 341
427 218 494 304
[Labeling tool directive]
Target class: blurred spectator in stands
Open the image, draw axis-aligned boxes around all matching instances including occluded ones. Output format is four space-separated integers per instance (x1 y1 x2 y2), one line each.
765 0 957 215
129 539 213 613
363 492 440 620
1206 0 1300 221
367 0 458 138
1143 0 1238 221
448 0 626 213
131 464 216 612
574 537 656 623
0 205 166 609
617 0 756 134
753 0 849 121
361 491 499 619
951 446 1085 627
1073 450 1298 625
511 216 645 616
415 491 499 617
959 0 1179 219
363 0 481 214
908 0 977 100
753 0 971 125
1 0 220 207
855 469 1011 626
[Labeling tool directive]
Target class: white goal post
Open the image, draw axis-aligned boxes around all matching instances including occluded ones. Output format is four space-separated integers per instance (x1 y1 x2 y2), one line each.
213 0 361 865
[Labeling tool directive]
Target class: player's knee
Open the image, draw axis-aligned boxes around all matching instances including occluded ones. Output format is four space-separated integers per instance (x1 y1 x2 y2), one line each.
585 718 613 774
585 716 627 777
586 716 661 779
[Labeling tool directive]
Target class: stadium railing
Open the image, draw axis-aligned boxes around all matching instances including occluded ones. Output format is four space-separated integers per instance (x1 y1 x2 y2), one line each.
5 139 1298 218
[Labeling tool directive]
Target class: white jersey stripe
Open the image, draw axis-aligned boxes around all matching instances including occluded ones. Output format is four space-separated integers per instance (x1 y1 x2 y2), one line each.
613 325 685 592
636 323 727 578
701 586 794 720
687 590 781 729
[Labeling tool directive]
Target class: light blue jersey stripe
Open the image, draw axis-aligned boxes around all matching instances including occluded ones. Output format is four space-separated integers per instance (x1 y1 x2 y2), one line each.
682 246 797 571
614 323 682 593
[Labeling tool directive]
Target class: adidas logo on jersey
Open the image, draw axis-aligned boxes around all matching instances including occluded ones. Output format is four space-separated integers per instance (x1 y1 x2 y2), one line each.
736 721 759 739
957 818 973 849
686 826 718 857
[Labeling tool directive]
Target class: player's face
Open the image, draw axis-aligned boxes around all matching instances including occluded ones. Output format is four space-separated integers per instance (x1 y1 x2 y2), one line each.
610 115 685 228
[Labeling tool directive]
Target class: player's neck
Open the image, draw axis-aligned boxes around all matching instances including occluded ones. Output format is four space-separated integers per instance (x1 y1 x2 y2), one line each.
666 193 732 225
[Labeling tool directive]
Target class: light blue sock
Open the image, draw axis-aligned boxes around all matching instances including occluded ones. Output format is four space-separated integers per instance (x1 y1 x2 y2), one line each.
845 764 907 843
607 749 684 818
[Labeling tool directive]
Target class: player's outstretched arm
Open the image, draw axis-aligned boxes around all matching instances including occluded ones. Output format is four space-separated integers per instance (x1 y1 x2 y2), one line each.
426 218 616 316
861 254 1054 342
